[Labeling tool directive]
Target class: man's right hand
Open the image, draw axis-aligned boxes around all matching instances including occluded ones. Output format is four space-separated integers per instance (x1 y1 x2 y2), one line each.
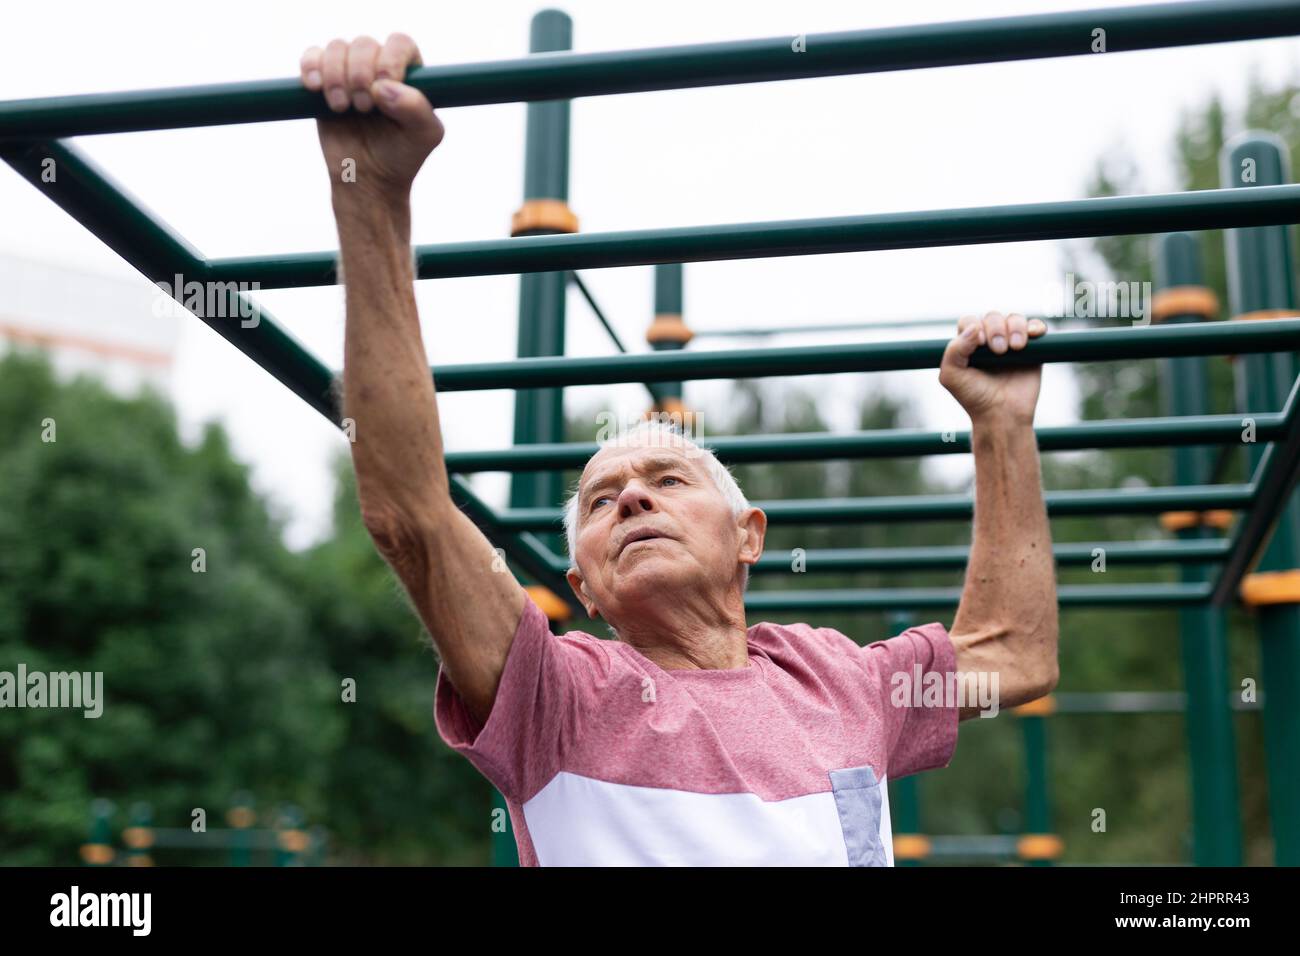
300 34 445 199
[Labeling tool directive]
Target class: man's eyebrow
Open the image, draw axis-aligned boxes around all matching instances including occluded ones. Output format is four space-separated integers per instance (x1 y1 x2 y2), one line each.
578 454 694 505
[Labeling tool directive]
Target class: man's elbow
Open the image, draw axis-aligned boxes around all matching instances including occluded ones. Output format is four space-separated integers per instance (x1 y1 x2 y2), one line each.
953 613 1059 709
1027 657 1060 702
982 620 1058 707
1020 624 1060 702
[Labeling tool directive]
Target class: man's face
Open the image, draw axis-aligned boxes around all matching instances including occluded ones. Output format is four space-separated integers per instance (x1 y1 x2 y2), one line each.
565 439 762 622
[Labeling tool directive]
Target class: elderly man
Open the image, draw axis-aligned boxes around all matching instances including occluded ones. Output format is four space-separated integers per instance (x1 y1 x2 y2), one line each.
302 34 1059 866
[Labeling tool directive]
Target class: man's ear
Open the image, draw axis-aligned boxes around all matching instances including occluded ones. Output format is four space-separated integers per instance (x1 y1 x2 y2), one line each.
737 507 767 568
565 565 599 619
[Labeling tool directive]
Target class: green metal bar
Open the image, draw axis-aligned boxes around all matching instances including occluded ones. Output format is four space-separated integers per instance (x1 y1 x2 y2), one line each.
1050 691 1262 714
569 272 628 352
1218 132 1300 866
650 263 687 411
751 539 1230 573
914 835 1021 860
498 483 1255 532
4 1 1297 139
509 6 572 575
741 582 1211 612
147 827 285 850
83 799 115 867
541 539 1230 576
0 138 340 421
207 184 1300 286
443 412 1288 472
654 264 684 317
424 319 1300 393
496 9 574 871
228 794 255 867
1211 374 1300 603
553 539 1231 574
124 803 153 866
691 315 1055 337
1021 717 1054 866
273 804 305 867
1154 231 1241 867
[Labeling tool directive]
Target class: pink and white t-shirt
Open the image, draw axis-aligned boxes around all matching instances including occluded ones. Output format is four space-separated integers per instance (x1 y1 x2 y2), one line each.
435 592 959 866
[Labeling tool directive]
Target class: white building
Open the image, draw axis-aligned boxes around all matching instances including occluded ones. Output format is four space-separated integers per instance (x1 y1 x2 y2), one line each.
0 254 179 394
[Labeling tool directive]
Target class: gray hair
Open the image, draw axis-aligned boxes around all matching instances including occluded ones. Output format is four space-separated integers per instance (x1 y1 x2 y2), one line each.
563 418 752 591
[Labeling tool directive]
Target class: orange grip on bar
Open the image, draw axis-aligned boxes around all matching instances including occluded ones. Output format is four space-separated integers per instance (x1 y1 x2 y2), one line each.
1013 695 1056 717
1159 510 1234 532
1017 834 1064 860
1240 569 1300 606
1151 285 1219 323
511 199 579 236
646 312 694 345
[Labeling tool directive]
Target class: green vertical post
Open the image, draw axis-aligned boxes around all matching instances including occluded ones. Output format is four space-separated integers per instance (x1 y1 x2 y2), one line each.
1020 715 1053 867
498 7 575 868
886 610 924 866
274 804 305 867
1221 132 1300 866
647 264 692 421
227 792 255 867
1153 231 1242 866
307 825 328 866
124 802 153 867
82 799 115 867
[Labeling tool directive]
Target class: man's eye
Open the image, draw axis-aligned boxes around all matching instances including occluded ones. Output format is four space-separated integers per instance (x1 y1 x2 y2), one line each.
592 496 611 510
661 476 682 486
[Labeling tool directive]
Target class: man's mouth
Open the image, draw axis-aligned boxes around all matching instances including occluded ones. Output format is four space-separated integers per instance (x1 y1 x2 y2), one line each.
619 529 671 554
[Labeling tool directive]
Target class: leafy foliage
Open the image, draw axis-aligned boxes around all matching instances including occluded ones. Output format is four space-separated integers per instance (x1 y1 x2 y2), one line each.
0 351 483 865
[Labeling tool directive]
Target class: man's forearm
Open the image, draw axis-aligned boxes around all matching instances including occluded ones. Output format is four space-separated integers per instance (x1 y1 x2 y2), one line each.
952 413 1059 692
335 188 450 525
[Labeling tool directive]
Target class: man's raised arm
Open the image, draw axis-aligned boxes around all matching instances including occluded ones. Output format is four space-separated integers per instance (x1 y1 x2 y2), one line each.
302 34 527 727
938 312 1060 720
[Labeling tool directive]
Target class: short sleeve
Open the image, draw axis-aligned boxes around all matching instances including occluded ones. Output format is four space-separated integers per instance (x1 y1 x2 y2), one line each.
434 592 610 802
860 622 959 780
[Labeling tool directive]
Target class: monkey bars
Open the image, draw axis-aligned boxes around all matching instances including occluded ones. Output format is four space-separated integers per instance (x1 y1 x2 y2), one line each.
2 3 1298 612
5 0 1300 867
5 100 1294 613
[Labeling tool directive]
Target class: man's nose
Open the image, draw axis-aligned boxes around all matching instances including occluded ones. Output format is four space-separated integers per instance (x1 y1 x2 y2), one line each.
616 479 657 517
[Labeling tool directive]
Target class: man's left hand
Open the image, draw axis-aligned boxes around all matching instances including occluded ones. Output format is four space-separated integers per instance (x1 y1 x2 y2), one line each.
939 311 1047 424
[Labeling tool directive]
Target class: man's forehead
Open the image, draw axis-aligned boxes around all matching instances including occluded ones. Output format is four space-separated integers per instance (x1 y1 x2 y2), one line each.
580 440 699 485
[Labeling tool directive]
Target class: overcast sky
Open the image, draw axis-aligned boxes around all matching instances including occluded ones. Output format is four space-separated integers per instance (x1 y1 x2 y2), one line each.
3 0 1298 548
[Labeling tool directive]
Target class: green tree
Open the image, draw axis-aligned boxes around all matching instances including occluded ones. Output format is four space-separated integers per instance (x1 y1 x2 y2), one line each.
0 351 342 865
296 457 490 864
